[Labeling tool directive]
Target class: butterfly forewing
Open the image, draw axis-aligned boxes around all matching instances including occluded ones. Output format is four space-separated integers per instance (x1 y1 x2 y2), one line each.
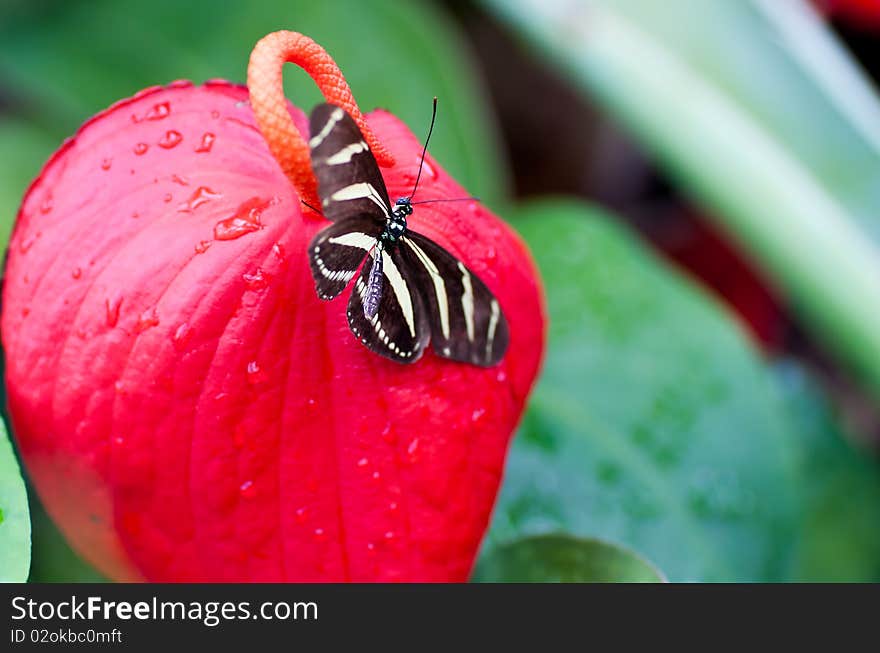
347 246 431 363
399 232 509 366
308 214 382 300
309 103 392 223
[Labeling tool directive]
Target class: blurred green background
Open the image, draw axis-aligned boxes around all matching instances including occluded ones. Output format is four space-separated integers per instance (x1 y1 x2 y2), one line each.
2 0 880 582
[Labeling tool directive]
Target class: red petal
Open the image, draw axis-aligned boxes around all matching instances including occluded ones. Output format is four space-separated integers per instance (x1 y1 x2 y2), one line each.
2 82 545 581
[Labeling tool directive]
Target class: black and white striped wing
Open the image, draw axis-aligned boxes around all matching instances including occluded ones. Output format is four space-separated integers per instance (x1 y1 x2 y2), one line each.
309 103 392 224
347 246 431 363
399 232 509 367
308 215 382 300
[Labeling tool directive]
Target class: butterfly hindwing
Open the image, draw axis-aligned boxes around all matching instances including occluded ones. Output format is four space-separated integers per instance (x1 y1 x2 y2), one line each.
309 215 382 300
399 232 509 367
347 245 431 363
309 103 392 224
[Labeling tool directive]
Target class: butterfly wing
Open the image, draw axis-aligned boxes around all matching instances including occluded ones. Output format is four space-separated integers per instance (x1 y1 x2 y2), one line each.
398 232 509 367
308 215 382 300
347 245 431 364
309 103 392 224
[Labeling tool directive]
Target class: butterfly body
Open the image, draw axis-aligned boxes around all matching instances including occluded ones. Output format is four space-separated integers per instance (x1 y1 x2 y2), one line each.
307 103 509 366
383 199 411 242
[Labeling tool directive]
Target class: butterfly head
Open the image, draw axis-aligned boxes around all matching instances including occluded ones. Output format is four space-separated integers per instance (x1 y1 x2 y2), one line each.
393 197 413 217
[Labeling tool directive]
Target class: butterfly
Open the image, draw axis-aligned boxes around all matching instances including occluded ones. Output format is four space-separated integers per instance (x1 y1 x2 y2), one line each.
306 101 509 366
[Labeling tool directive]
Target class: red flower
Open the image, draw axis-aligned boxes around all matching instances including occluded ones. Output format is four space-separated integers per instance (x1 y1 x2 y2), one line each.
1 33 545 581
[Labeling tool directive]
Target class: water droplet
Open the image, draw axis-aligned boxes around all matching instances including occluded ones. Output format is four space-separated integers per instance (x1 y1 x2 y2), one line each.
19 234 37 254
136 101 170 122
104 297 122 327
384 531 395 541
246 360 267 385
195 132 215 153
486 247 497 263
388 501 398 512
372 471 381 481
243 268 269 290
496 369 507 383
114 380 125 394
313 527 327 541
471 408 486 422
239 480 256 498
135 307 159 333
272 242 286 262
194 240 211 254
381 423 396 444
134 142 149 155
158 130 183 149
357 457 369 467
172 322 192 350
407 438 419 459
163 193 173 203
38 193 53 214
307 397 316 408
71 267 82 280
113 435 125 446
366 542 376 554
213 197 269 241
170 173 189 186
177 186 221 213
211 110 220 119
295 507 308 524
101 158 113 171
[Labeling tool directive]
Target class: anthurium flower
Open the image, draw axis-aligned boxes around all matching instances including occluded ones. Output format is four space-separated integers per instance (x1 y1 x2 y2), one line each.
1 32 545 581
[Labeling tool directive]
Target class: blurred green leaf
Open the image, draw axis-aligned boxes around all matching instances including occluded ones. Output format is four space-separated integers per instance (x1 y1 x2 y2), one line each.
483 0 880 397
590 0 880 242
777 363 880 582
0 117 57 247
473 534 665 583
484 199 801 582
0 0 506 247
0 417 30 582
26 491 105 583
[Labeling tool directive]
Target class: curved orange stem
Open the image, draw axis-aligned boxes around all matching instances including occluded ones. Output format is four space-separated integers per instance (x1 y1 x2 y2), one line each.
247 31 395 210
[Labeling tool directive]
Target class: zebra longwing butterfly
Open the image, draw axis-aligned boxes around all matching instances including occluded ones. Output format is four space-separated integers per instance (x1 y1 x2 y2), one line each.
307 102 509 366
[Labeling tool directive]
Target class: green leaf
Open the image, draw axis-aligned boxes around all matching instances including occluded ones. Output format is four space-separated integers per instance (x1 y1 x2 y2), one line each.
777 363 880 582
0 0 506 228
26 494 106 583
484 199 801 582
481 0 880 396
0 417 30 582
473 534 665 583
0 117 58 248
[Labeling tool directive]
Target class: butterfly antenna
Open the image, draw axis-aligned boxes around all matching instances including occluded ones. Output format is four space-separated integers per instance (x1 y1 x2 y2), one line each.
409 197 479 206
409 97 438 201
300 198 323 215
